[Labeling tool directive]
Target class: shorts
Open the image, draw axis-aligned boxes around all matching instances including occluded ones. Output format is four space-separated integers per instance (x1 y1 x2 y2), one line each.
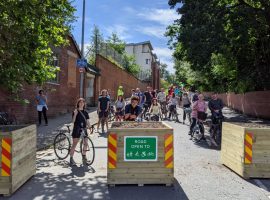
99 110 108 118
72 127 88 138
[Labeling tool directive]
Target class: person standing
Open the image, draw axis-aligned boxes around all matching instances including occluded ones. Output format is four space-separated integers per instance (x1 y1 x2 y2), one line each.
182 92 191 124
36 90 48 126
144 86 153 112
117 85 124 98
157 88 167 118
70 98 91 165
97 90 110 133
208 92 224 120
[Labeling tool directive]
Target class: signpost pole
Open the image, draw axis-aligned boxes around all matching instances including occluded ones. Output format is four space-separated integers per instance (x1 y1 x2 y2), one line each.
79 0 86 97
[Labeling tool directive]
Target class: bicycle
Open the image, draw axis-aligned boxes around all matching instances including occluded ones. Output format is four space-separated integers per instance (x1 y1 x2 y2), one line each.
145 113 161 121
169 105 179 122
142 103 151 120
209 113 223 146
108 105 115 122
191 119 205 142
0 112 17 125
160 102 168 121
53 124 95 165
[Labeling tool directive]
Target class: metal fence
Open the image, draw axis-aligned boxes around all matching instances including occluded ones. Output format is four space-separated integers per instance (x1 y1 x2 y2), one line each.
96 43 151 81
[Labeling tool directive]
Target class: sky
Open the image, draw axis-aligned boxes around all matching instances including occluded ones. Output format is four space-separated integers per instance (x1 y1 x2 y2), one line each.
71 0 180 73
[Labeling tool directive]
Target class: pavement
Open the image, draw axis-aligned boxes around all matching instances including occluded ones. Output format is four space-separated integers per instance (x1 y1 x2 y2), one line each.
2 105 270 200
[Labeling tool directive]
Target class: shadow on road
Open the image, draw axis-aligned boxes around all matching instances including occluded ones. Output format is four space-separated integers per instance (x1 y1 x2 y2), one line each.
107 178 189 200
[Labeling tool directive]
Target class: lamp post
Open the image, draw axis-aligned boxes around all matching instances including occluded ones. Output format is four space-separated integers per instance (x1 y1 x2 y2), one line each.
79 0 86 97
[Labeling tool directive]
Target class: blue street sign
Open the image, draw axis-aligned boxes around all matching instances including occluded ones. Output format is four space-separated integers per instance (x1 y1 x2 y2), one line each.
76 59 87 67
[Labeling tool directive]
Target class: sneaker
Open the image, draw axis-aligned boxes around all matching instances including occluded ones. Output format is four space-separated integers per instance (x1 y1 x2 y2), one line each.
188 131 192 135
70 157 76 166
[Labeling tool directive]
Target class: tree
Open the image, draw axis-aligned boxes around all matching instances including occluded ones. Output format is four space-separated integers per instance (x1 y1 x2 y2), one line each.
0 0 75 93
106 32 126 54
122 54 140 76
160 63 168 79
166 0 270 93
86 25 104 65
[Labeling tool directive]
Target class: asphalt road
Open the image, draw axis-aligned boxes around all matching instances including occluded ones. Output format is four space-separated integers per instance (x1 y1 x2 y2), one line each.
4 114 270 200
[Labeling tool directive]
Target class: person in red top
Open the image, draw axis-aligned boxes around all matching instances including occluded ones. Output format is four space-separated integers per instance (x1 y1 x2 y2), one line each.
168 86 174 96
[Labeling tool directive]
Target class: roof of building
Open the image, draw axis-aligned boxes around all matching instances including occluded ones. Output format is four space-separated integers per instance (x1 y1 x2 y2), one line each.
86 63 100 76
126 41 153 51
68 34 82 57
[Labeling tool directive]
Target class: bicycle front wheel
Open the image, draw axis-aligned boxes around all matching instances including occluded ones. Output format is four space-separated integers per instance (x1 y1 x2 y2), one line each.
54 131 71 160
80 137 95 165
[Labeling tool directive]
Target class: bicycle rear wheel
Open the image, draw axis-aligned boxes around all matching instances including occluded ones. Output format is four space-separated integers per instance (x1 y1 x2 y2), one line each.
80 137 95 165
54 131 71 160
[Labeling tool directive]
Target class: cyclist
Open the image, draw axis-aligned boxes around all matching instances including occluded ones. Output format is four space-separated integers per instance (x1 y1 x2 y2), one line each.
124 96 142 121
115 95 126 122
189 94 207 140
157 88 167 118
208 92 224 122
97 90 110 133
117 85 124 98
70 98 91 165
168 93 178 121
149 98 161 121
131 89 136 98
182 92 191 124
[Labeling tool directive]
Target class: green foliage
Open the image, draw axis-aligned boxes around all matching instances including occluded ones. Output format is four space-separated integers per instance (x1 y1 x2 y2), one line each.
161 79 170 92
122 54 140 76
86 25 104 65
160 63 175 85
107 32 126 54
166 0 270 93
0 0 76 93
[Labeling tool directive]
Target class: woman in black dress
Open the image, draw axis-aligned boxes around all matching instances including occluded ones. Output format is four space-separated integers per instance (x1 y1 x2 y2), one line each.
70 98 91 165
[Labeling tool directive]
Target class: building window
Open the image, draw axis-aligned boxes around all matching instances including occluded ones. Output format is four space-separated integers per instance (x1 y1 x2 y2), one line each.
47 54 60 84
146 59 151 65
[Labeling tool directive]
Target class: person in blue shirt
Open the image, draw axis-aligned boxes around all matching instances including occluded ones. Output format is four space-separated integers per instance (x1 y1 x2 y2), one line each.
36 90 48 126
124 96 142 121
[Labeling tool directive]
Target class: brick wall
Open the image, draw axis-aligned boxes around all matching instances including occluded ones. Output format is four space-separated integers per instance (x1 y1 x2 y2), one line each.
203 91 270 119
95 55 149 101
0 36 82 124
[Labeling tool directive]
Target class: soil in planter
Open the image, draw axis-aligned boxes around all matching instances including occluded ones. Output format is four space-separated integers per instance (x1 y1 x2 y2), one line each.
111 122 167 129
231 122 270 129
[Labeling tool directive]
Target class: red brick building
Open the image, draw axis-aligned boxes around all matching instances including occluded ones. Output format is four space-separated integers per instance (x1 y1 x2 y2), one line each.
0 35 99 124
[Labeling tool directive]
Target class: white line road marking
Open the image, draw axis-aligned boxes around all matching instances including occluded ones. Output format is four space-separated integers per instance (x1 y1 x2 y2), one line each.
254 179 269 193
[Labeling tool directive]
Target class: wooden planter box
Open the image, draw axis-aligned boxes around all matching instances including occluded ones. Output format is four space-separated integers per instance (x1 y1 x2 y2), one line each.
221 122 270 179
107 122 174 186
0 125 36 196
